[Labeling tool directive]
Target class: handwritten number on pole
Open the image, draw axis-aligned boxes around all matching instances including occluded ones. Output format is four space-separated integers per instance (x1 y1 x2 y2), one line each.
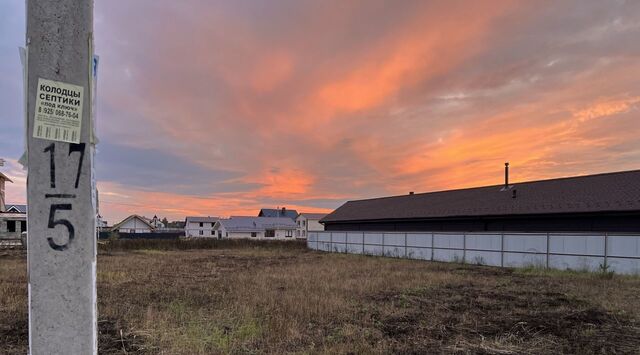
68 143 85 189
47 204 74 251
43 143 56 188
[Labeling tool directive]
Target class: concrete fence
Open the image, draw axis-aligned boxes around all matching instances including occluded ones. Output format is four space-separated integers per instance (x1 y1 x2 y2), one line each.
307 231 640 275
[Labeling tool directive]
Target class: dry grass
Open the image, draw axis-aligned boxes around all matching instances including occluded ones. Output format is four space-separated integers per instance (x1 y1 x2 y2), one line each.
1 242 640 354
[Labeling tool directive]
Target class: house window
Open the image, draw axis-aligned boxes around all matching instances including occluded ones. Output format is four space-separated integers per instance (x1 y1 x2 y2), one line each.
199 222 203 227
199 230 203 236
265 230 275 238
303 220 306 226
226 232 228 237
211 230 215 235
218 230 222 238
251 232 257 238
129 229 135 233
20 221 27 232
285 230 292 238
7 220 16 233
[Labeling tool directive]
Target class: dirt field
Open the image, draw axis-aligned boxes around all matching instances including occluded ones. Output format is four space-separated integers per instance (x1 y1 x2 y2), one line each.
1 241 640 354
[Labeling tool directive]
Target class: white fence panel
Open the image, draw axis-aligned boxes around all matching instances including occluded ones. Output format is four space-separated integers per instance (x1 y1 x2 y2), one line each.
549 255 603 272
332 232 347 243
347 233 363 244
309 231 640 274
550 234 604 255
366 233 383 245
433 248 464 262
407 233 432 248
466 250 502 266
607 257 640 274
346 233 364 254
607 235 640 258
364 244 383 256
466 233 501 251
433 233 464 249
383 233 405 246
319 241 332 252
406 247 431 260
503 252 546 268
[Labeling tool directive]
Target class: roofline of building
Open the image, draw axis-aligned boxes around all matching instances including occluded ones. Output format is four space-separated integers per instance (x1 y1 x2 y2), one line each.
339 168 640 205
322 210 640 224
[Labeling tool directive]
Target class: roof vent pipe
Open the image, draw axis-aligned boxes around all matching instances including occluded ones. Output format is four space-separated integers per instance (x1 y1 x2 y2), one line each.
409 191 414 195
504 162 509 189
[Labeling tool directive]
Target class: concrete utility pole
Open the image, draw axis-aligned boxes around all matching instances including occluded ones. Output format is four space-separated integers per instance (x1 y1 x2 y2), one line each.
26 1 97 354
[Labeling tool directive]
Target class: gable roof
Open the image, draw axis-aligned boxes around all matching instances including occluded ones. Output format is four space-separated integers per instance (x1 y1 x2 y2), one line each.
185 216 219 223
217 216 297 232
297 213 327 220
5 204 27 213
0 172 12 183
322 169 640 223
111 214 155 230
258 208 298 219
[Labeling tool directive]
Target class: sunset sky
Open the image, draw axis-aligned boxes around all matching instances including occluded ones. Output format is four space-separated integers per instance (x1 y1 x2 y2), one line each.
1 1 639 223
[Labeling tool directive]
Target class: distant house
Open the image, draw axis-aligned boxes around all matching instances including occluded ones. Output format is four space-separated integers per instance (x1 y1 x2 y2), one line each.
258 207 298 220
5 204 26 214
0 171 12 213
0 172 26 239
111 215 154 234
322 169 640 233
148 215 165 229
295 213 326 239
96 214 108 228
185 216 219 237
214 216 297 240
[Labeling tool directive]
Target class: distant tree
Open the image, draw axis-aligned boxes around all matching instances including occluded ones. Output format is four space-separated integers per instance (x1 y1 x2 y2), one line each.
167 220 186 228
161 217 169 227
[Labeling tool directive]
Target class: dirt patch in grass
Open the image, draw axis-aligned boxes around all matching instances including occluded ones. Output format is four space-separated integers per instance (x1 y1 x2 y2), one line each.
367 283 640 354
0 315 150 354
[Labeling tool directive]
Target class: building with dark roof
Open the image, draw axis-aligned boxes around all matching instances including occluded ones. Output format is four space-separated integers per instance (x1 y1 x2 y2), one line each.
258 207 298 220
321 169 640 233
5 204 27 214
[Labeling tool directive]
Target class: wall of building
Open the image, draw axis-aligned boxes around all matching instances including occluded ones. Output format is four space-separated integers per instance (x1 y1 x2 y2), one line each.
0 214 27 239
296 216 325 239
185 221 217 237
224 229 296 240
115 218 151 233
323 212 640 233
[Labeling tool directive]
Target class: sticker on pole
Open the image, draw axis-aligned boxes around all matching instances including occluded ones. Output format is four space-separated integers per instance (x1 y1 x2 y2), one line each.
33 78 84 144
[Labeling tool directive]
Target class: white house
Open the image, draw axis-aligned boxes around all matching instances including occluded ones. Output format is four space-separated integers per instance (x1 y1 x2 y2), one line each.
0 171 27 241
185 216 219 237
111 215 154 233
295 213 326 239
148 215 165 229
0 171 12 213
214 216 297 240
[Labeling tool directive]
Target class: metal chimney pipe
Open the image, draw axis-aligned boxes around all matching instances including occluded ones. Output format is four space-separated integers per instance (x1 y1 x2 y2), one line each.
504 162 509 189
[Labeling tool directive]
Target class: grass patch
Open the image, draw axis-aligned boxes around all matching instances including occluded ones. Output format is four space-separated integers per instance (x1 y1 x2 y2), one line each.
1 248 639 354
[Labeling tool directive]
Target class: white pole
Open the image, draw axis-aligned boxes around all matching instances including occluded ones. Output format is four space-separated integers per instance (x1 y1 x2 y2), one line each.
26 1 97 353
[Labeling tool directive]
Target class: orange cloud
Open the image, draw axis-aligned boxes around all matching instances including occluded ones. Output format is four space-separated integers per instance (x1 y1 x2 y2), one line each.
573 96 640 122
